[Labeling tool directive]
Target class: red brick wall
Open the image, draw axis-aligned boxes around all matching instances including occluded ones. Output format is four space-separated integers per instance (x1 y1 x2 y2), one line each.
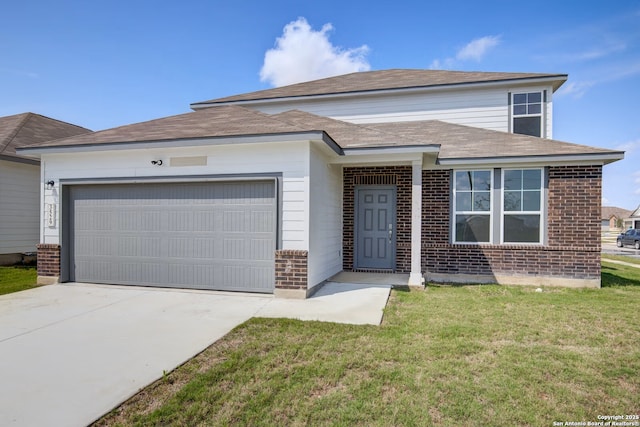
547 166 602 249
37 244 60 277
343 166 412 272
421 166 602 281
275 249 308 290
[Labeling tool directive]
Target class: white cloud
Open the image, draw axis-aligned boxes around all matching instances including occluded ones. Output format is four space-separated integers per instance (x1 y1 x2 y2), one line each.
260 17 370 87
556 81 595 99
456 36 501 61
602 196 611 205
615 139 640 154
429 35 500 70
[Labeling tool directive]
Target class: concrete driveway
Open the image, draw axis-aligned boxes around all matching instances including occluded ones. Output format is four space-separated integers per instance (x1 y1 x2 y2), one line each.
0 282 390 426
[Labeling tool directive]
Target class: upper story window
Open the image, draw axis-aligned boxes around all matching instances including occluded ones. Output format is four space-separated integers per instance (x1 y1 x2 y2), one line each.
512 92 543 137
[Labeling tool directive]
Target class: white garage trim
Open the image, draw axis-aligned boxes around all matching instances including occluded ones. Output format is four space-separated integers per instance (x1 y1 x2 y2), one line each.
60 175 281 293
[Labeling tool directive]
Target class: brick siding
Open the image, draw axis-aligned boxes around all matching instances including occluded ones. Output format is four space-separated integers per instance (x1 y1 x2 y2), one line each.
421 166 602 281
343 166 412 272
37 244 61 277
275 249 308 290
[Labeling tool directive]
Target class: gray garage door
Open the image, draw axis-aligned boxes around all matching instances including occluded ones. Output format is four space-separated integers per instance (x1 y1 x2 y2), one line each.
68 181 276 293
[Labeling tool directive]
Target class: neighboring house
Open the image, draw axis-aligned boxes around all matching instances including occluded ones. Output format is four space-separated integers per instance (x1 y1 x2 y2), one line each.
601 206 631 231
0 113 90 265
624 205 640 229
17 69 624 294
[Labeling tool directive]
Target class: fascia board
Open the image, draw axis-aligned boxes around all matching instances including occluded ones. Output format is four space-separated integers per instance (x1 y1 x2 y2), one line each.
343 145 440 156
0 154 40 165
16 131 339 156
437 152 624 167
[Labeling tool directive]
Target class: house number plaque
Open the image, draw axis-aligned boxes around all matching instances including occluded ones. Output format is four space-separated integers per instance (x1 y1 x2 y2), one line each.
45 203 56 228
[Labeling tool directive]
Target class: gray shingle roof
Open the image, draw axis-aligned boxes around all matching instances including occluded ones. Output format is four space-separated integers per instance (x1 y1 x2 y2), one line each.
364 120 616 159
602 206 632 221
0 113 91 160
192 69 567 106
17 106 620 163
21 106 308 148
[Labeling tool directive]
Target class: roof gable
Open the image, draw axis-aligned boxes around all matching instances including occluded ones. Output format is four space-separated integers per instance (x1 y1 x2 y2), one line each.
192 69 567 107
0 113 90 161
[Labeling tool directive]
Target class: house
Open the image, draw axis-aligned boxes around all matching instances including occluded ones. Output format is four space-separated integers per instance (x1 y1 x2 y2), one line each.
624 205 640 230
17 69 624 295
0 113 90 265
601 206 631 231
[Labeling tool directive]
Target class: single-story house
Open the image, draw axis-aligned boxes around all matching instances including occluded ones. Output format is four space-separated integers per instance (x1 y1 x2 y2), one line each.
18 69 624 295
601 206 632 231
0 113 90 265
624 205 640 230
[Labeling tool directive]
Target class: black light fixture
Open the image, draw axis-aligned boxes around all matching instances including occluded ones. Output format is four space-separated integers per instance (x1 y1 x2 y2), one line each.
46 180 55 190
151 160 163 166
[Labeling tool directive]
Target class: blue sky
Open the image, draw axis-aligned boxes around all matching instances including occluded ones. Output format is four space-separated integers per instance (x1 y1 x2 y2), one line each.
2 0 639 210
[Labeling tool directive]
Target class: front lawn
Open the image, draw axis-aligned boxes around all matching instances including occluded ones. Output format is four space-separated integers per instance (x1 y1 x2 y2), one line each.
602 253 640 266
0 266 37 295
96 261 640 426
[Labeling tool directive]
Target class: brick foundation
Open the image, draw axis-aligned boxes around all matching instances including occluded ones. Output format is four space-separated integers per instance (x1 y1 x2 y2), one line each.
421 166 602 285
275 250 308 297
343 166 412 272
36 244 61 285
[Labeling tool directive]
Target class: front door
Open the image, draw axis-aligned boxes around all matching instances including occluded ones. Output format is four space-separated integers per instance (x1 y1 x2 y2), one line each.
355 186 396 270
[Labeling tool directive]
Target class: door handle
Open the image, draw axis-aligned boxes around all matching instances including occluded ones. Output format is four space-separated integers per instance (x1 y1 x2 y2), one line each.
388 223 393 243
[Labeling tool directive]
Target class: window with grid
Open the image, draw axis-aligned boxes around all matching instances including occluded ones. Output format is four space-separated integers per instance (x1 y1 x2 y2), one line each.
502 169 543 243
512 92 542 137
453 170 492 243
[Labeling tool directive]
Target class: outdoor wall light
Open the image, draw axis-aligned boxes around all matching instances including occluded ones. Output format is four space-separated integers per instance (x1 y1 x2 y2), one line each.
151 160 163 166
46 180 55 190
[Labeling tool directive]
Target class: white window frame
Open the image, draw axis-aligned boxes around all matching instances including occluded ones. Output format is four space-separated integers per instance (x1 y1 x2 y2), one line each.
511 91 544 138
452 169 493 244
500 168 544 244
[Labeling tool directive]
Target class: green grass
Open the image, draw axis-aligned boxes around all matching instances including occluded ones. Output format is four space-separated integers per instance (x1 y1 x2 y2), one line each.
602 253 640 266
96 263 640 427
0 266 37 295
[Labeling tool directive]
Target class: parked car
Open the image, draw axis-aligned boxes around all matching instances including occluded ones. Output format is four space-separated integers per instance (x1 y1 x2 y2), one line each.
617 229 640 250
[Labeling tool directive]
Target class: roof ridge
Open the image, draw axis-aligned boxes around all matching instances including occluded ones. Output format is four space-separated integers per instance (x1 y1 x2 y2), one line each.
0 112 31 155
258 108 328 133
271 109 435 147
28 112 92 133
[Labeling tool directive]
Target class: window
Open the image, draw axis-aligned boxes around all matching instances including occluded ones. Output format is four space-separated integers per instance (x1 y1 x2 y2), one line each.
512 92 542 137
454 170 492 243
502 169 543 243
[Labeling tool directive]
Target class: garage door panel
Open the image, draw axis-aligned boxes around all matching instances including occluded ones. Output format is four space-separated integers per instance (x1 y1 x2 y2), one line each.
69 181 276 292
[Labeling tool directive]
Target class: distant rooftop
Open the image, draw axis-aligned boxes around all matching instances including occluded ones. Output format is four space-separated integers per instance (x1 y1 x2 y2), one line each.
0 112 91 161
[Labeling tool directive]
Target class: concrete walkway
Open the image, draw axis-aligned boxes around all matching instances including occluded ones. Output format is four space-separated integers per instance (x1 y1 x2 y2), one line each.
0 281 391 427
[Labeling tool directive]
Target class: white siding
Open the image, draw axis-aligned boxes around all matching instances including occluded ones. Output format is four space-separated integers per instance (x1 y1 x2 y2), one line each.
0 160 40 254
249 84 556 137
41 141 311 252
307 144 343 289
253 87 510 132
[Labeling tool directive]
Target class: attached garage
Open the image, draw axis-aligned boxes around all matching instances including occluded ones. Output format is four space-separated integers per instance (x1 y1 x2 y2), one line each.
63 180 277 293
